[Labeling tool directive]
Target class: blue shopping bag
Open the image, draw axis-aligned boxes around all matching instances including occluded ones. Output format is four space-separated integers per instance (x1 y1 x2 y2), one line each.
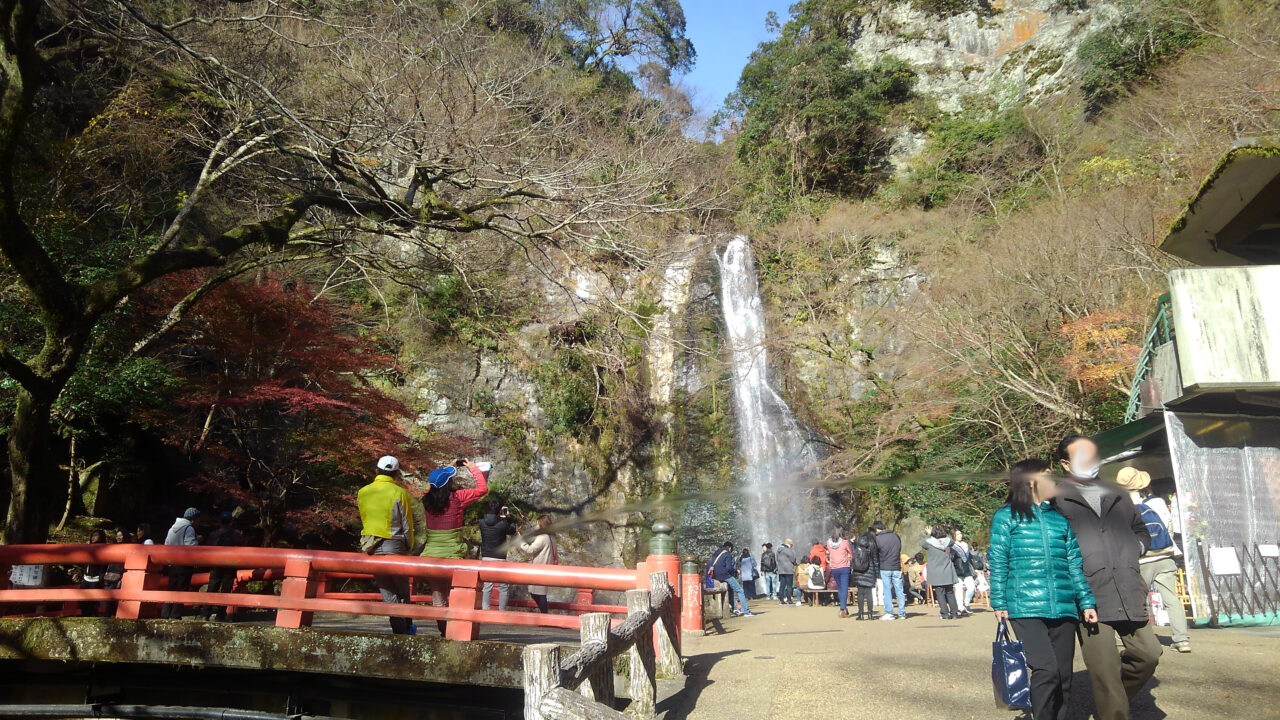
992 619 1032 710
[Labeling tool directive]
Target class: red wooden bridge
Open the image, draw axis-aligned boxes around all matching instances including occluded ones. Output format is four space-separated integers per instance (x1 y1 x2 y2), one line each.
0 526 706 719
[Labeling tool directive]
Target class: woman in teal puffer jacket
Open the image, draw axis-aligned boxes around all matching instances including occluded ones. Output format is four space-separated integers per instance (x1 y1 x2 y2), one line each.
989 459 1098 720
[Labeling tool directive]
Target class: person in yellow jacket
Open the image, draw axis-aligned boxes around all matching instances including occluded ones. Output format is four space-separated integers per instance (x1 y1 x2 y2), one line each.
358 455 415 635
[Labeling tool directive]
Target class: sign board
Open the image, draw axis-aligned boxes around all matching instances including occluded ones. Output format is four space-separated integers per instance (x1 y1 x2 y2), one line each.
1259 544 1280 559
8 564 44 587
1209 546 1242 576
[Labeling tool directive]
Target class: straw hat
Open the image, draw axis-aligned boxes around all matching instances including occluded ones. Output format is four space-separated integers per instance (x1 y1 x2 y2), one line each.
1115 467 1151 491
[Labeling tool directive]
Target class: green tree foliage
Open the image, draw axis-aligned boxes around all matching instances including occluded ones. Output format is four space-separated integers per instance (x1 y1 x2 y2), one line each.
1078 0 1206 114
723 1 917 215
0 0 708 543
889 106 1044 209
557 0 697 75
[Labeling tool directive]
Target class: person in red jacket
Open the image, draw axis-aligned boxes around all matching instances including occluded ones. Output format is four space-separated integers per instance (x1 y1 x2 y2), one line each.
421 458 489 635
808 538 829 572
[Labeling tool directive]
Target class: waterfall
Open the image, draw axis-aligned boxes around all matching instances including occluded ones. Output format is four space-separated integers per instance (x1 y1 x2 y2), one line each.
717 235 826 548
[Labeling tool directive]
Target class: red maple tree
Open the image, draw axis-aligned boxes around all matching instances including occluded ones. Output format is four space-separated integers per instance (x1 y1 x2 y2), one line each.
145 272 458 546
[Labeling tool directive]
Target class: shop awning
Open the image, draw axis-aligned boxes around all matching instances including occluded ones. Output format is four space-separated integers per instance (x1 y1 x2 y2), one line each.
1092 413 1167 463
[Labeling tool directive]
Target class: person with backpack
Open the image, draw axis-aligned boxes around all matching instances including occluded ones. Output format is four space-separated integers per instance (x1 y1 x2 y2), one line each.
775 539 798 606
1116 467 1190 654
851 529 880 619
827 530 854 617
709 541 753 617
990 459 1098 720
202 511 244 621
759 543 779 602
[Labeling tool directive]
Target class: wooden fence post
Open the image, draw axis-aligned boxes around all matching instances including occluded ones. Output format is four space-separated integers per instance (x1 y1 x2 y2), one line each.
116 550 161 620
276 557 315 629
625 589 656 718
578 612 615 705
649 572 682 678
445 568 482 641
522 642 561 720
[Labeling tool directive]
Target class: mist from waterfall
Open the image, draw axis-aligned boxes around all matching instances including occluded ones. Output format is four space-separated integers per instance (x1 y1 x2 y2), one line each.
717 235 827 548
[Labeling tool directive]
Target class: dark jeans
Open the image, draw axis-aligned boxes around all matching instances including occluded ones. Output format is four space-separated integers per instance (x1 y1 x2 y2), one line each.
204 567 237 621
1011 617 1077 720
79 580 102 618
777 573 794 604
855 585 875 617
932 583 959 618
532 593 549 614
161 566 193 619
831 567 851 612
1077 620 1161 720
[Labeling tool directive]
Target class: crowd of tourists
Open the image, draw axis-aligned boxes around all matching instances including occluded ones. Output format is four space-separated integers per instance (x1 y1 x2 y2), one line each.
706 519 993 622
66 455 560 635
709 433 1187 720
356 455 559 635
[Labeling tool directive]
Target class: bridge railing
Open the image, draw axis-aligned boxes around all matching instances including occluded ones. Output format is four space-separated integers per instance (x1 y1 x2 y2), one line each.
523 571 681 720
0 539 692 643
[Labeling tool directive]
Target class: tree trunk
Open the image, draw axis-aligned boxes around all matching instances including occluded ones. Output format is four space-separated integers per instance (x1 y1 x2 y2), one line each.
4 387 58 544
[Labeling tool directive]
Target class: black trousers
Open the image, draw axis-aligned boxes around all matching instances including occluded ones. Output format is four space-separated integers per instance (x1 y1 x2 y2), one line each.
161 566 193 619
1011 617 1078 720
531 593 549 614
204 568 237 620
777 573 794 603
932 583 959 618
855 585 875 617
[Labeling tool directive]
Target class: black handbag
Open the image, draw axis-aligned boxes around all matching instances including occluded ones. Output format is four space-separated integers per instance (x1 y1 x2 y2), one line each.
992 618 1033 709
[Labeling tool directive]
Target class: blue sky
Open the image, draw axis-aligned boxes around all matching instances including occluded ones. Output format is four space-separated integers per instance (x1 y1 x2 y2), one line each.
680 0 790 113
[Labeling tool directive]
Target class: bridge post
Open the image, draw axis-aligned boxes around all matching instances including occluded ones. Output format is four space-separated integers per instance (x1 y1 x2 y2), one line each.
679 557 703 637
444 568 482 641
115 549 161 620
644 522 682 659
522 642 560 720
276 558 316 629
578 612 615 705
625 589 657 717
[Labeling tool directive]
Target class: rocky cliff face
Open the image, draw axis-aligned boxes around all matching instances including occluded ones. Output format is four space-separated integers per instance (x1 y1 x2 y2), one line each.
850 0 1120 167
407 235 730 567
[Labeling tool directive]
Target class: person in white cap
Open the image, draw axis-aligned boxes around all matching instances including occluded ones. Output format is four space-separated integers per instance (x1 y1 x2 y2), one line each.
357 455 416 635
1116 467 1190 653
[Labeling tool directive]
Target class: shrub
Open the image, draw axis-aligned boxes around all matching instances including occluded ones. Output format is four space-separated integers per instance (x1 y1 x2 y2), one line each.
1078 0 1207 114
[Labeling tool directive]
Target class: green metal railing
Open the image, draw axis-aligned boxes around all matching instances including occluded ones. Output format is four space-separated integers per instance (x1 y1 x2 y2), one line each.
1124 293 1174 423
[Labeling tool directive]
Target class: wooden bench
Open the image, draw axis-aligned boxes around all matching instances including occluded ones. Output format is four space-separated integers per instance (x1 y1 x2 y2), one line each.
801 588 843 607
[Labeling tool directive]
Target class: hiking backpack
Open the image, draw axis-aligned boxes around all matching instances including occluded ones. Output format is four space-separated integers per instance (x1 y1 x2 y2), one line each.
760 550 777 573
851 543 872 573
808 565 825 588
1138 502 1174 551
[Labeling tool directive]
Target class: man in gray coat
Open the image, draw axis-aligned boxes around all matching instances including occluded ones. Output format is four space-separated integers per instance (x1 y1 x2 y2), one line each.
1053 435 1161 720
775 538 798 606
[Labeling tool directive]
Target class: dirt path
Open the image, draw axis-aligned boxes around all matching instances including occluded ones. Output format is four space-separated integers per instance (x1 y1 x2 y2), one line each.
660 603 1280 719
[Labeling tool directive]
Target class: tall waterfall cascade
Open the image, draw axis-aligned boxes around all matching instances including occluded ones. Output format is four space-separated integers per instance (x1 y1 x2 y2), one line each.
717 235 827 547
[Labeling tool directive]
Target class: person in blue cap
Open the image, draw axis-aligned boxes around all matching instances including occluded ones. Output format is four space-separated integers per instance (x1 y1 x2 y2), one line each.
421 458 489 635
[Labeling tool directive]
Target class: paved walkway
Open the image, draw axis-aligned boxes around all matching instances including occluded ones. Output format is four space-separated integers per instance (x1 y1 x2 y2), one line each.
660 603 1280 719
